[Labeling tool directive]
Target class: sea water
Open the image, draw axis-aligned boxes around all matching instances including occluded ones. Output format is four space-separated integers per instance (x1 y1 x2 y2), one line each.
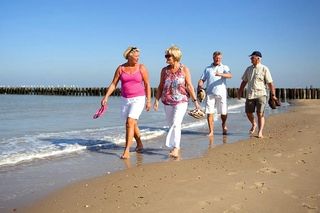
0 95 245 167
0 94 288 210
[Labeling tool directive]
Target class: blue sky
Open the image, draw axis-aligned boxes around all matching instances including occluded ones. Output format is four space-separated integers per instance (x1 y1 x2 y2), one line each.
1 0 319 88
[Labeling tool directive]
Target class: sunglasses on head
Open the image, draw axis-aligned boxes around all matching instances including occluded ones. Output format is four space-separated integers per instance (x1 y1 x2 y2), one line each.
129 47 137 53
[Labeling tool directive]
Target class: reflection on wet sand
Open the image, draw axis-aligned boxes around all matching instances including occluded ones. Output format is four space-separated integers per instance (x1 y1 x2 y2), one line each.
208 134 228 149
122 152 145 169
223 135 228 144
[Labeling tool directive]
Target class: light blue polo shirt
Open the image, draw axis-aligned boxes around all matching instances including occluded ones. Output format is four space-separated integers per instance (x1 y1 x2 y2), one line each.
200 63 231 96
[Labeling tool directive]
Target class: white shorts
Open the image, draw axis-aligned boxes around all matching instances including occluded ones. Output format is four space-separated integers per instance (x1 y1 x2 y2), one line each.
121 96 145 120
205 94 227 115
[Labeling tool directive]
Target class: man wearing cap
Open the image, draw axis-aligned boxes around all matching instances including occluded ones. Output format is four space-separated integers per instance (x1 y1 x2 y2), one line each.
237 51 278 138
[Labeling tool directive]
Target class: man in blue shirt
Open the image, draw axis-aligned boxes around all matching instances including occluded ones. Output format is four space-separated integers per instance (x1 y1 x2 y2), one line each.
198 51 232 136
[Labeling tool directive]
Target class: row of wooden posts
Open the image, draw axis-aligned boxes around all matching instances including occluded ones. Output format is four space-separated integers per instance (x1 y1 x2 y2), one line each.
0 87 319 100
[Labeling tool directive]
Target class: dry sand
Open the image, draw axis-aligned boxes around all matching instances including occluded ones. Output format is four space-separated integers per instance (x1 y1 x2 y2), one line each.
21 100 320 213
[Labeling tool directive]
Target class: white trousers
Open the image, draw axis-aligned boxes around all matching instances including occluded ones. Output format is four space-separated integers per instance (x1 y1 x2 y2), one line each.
164 102 188 149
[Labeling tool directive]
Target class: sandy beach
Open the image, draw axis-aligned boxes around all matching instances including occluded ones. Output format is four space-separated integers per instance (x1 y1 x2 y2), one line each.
21 100 320 213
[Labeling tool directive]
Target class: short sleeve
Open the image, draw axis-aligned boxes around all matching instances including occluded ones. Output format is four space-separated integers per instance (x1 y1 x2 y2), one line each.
200 68 207 81
264 66 273 83
223 65 230 73
242 68 249 81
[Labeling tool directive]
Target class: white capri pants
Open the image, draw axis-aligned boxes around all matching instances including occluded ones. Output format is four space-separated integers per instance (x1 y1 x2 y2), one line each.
121 96 145 120
163 102 188 149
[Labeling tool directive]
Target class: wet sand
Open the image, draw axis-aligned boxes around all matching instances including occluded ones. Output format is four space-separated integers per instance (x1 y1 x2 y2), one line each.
22 100 320 213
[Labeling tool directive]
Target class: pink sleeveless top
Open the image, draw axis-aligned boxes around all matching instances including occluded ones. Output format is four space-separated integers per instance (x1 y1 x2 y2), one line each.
161 64 189 105
120 65 145 98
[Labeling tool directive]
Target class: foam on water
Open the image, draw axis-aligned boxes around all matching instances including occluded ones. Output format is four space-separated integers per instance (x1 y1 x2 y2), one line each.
0 125 171 167
0 95 245 168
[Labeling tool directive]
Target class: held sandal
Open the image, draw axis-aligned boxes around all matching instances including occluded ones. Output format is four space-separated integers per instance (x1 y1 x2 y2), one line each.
93 105 107 119
197 89 206 103
188 108 205 119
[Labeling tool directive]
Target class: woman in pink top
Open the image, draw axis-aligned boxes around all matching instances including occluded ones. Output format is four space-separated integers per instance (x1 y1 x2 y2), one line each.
154 45 200 158
101 47 151 159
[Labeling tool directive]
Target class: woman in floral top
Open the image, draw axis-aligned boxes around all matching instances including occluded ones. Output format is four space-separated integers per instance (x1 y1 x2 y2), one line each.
154 45 200 158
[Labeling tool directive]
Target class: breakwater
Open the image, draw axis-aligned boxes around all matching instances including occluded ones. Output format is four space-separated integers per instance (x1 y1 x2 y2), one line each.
0 87 319 99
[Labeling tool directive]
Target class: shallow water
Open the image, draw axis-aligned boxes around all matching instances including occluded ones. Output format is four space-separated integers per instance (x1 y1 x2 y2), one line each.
0 95 289 211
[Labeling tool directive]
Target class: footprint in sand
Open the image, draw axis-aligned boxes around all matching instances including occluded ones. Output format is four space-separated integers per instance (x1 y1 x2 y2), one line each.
223 203 245 213
301 194 320 212
260 159 268 164
198 200 212 207
296 159 307 165
283 189 298 199
227 171 237 176
283 189 293 195
302 202 318 211
256 167 280 174
287 154 295 158
289 172 299 178
249 182 269 194
287 137 296 142
234 181 246 190
306 193 320 200
213 196 224 202
274 153 282 157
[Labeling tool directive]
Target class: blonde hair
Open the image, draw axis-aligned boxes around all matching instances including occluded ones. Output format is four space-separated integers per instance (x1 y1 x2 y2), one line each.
165 45 182 62
123 46 140 59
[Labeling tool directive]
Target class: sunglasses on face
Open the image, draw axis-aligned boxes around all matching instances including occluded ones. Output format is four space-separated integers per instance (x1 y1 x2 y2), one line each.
165 54 172 58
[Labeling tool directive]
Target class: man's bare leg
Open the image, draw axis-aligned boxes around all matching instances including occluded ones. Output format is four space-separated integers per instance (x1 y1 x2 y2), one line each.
246 112 257 134
257 112 265 138
221 114 228 135
207 114 214 136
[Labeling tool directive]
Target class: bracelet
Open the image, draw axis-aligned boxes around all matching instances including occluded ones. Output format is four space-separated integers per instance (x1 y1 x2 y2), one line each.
271 94 275 96
192 99 197 102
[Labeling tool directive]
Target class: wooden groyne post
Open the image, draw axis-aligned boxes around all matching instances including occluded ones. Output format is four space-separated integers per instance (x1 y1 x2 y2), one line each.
0 87 319 100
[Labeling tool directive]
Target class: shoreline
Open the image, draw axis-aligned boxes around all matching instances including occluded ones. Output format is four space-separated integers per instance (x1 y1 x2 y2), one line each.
1 97 253 212
22 100 320 212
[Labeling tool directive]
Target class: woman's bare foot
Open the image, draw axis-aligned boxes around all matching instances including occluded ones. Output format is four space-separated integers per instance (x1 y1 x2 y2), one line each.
135 145 143 153
120 150 130 159
258 130 264 138
207 131 214 137
169 148 180 158
120 155 129 159
222 127 228 135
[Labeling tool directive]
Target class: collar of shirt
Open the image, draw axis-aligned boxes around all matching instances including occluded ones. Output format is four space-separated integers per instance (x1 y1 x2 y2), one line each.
211 63 222 68
253 63 262 68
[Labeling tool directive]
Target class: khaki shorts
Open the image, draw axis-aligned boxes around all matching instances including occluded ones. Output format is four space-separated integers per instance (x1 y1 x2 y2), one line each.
245 96 267 113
